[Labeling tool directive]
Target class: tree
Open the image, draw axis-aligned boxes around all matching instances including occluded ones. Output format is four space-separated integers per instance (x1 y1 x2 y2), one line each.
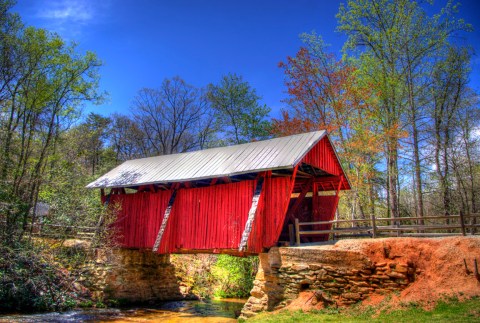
110 113 149 161
0 3 103 240
337 0 470 219
0 1 115 312
452 93 480 219
275 33 383 218
69 113 113 175
131 77 215 156
207 73 271 144
277 34 351 138
428 46 472 216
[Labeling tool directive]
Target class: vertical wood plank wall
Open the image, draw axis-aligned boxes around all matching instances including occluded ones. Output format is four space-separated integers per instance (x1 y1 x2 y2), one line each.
303 137 342 176
160 180 255 253
106 136 347 254
312 195 337 241
109 177 295 253
109 191 171 249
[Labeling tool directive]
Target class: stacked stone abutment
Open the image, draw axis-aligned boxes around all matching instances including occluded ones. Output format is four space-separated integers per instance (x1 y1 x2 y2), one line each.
80 249 188 303
241 246 417 318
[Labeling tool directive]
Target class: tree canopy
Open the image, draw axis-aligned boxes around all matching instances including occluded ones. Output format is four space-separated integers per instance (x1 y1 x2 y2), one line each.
207 73 271 144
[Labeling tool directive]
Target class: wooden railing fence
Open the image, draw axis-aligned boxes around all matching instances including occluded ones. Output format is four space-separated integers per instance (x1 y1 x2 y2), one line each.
32 223 97 240
293 212 480 246
0 220 97 240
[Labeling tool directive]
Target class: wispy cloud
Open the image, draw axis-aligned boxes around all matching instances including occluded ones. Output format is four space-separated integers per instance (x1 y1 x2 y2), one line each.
38 0 96 23
33 0 110 38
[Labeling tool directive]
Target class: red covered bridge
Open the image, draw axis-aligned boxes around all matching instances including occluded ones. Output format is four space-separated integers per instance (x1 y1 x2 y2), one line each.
87 131 350 254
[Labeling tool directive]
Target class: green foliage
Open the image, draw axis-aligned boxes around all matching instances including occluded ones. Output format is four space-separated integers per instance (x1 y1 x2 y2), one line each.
0 241 78 312
71 112 114 176
171 254 258 299
0 0 105 242
38 117 117 238
0 1 112 312
39 163 102 225
0 183 29 245
171 254 217 299
207 73 271 145
211 255 258 298
78 300 94 308
54 244 89 270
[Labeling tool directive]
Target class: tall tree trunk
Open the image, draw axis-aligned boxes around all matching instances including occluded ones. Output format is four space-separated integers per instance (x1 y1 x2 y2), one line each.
407 74 425 222
368 177 375 218
460 124 477 233
388 139 399 220
444 134 451 216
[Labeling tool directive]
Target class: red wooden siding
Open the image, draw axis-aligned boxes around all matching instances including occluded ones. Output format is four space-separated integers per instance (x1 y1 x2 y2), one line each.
312 195 337 241
158 180 255 253
109 191 171 248
248 176 293 252
311 178 342 241
108 177 297 253
302 137 342 176
263 176 294 247
247 183 265 254
105 134 349 253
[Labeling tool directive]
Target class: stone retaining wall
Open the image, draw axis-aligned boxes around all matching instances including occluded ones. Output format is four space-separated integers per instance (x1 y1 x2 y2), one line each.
80 248 188 303
241 246 418 318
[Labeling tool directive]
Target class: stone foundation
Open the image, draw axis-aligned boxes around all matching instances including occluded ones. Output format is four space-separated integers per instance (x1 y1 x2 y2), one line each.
241 246 417 318
80 248 188 303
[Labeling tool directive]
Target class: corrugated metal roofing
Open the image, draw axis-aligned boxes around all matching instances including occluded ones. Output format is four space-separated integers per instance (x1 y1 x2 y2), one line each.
87 131 327 189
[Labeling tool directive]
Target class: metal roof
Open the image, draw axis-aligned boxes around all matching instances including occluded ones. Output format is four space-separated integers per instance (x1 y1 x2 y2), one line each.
87 131 327 189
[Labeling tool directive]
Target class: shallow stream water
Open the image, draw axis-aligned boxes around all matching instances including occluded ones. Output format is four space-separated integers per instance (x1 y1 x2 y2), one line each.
0 299 246 323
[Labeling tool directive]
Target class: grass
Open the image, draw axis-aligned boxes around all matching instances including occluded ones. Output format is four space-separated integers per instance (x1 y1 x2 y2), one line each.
247 297 480 323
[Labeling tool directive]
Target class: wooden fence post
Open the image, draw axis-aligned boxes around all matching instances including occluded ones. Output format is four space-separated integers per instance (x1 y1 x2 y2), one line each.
288 224 295 246
471 212 477 235
475 259 480 281
371 213 377 238
396 217 400 237
460 210 466 236
295 218 300 246
333 209 339 240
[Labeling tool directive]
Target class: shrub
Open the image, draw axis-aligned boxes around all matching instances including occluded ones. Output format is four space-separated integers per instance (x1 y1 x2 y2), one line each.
211 255 258 298
0 241 78 312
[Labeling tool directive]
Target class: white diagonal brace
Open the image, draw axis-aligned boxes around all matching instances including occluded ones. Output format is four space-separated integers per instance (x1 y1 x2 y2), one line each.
239 178 264 252
152 190 177 252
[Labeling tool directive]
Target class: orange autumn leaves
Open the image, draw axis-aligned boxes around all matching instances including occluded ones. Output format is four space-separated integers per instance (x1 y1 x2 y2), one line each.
272 43 392 206
273 44 385 155
276 47 350 134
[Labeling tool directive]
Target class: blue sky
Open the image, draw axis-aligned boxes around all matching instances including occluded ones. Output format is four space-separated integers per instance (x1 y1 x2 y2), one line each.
13 0 480 119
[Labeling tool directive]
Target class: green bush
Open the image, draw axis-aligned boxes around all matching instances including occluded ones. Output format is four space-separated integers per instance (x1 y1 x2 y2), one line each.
0 241 78 312
211 255 258 298
172 254 258 299
171 254 217 298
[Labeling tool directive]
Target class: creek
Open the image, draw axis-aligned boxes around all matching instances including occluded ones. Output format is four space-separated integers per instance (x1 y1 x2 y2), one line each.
0 298 246 323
